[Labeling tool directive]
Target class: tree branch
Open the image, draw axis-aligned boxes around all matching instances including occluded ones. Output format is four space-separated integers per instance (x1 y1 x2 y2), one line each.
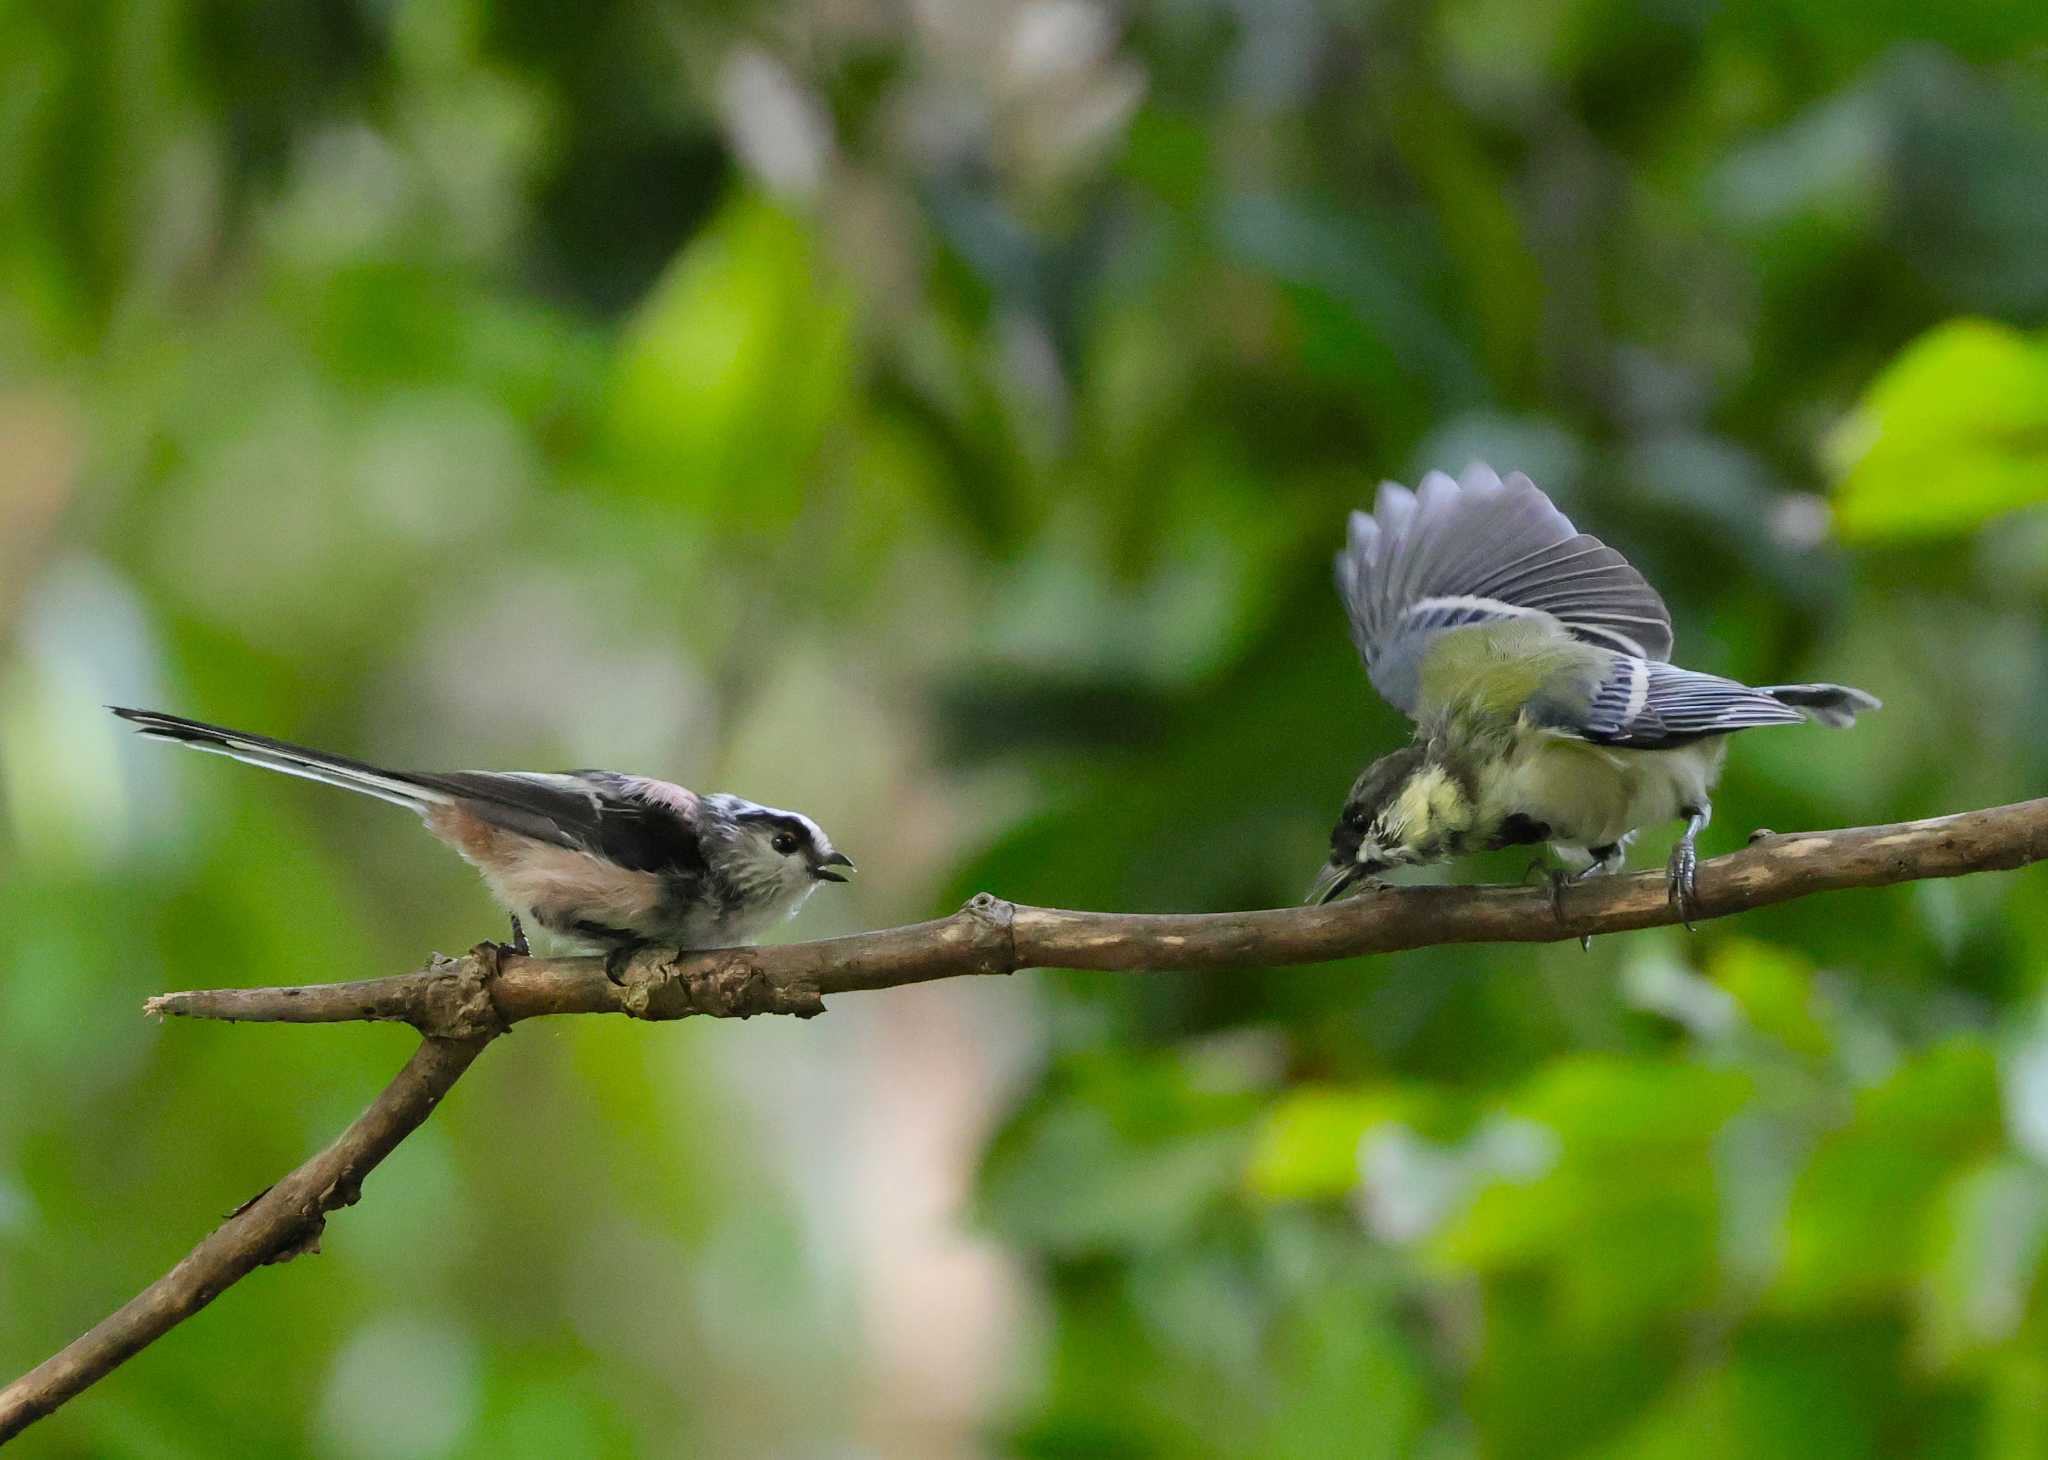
4 797 2043 1444
0 1022 494 1444
145 797 2048 1030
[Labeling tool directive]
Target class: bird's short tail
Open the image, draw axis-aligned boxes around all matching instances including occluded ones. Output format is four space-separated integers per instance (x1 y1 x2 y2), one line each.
109 708 447 811
1758 683 1881 729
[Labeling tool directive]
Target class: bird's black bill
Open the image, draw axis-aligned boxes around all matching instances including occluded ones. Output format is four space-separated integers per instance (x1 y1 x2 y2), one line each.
1308 861 1366 905
813 851 855 883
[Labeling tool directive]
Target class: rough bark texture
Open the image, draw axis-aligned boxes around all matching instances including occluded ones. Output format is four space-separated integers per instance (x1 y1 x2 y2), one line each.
4 797 2044 1445
0 1032 490 1444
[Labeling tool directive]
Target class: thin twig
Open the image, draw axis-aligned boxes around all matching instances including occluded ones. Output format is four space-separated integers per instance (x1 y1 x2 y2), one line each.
3 797 2044 1444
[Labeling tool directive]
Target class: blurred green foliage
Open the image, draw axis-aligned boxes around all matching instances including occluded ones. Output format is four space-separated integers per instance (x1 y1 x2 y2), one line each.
1830 320 2048 539
4 0 2048 1457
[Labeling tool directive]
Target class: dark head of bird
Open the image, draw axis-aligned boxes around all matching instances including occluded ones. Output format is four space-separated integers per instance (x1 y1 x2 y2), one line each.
1310 743 1480 904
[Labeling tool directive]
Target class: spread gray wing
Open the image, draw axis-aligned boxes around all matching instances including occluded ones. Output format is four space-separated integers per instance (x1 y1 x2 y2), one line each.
1335 464 1674 717
1553 660 1806 748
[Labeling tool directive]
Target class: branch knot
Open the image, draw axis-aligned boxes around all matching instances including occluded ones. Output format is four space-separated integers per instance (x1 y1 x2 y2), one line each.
960 892 1019 974
414 950 512 1041
613 950 827 1021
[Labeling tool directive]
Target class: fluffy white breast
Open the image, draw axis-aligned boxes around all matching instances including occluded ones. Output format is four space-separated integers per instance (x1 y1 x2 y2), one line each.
1480 734 1726 853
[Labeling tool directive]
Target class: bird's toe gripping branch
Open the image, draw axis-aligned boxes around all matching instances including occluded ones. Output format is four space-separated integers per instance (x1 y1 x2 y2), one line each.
1667 804 1711 931
1520 861 1594 952
1667 840 1701 930
1662 843 1695 921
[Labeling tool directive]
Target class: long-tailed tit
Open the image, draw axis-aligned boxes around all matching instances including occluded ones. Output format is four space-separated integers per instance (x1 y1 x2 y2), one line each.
113 708 853 958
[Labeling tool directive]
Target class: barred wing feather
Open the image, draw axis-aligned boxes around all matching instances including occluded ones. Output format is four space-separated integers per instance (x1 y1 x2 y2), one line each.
1336 464 1673 718
1569 660 1806 748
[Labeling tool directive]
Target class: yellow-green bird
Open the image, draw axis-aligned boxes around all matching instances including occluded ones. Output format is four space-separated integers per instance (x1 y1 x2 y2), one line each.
1311 464 1879 921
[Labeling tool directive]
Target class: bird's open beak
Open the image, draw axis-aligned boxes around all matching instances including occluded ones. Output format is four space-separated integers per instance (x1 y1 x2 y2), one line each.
1307 858 1379 905
1307 861 1358 905
813 851 855 883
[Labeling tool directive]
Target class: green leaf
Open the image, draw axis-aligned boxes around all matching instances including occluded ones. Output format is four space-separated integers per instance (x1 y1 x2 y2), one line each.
606 194 855 526
1592 1322 1904 1460
1828 319 2048 540
1245 1084 1442 1203
1774 1038 2005 1311
1433 1059 1751 1333
1509 1055 1754 1159
1708 938 1832 1061
979 1053 1262 1258
1261 1281 1431 1459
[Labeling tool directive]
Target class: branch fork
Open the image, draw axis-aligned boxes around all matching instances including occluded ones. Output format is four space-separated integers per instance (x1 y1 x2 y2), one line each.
6 798 2046 1445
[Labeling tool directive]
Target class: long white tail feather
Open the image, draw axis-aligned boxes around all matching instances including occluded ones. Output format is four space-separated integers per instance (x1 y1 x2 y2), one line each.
114 709 449 812
144 737 436 809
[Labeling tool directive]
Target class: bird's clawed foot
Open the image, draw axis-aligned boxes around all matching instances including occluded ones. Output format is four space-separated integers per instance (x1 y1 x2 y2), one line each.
1521 861 1591 951
478 914 530 966
1667 804 1710 932
1667 840 1700 931
508 914 530 957
1522 860 1569 924
604 942 651 986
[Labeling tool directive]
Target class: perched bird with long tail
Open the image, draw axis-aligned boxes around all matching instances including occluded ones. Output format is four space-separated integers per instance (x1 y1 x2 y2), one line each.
113 708 853 959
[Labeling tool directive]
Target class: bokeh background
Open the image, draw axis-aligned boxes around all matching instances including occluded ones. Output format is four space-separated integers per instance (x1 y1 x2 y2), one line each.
5 0 2048 1455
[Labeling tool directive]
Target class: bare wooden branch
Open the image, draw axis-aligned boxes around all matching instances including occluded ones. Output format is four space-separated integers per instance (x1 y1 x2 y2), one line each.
4 797 2044 1445
0 1027 492 1444
146 797 2048 1031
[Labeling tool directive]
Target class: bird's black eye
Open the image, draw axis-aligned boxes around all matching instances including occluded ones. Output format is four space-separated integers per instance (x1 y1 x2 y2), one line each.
771 832 799 855
1344 807 1369 829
